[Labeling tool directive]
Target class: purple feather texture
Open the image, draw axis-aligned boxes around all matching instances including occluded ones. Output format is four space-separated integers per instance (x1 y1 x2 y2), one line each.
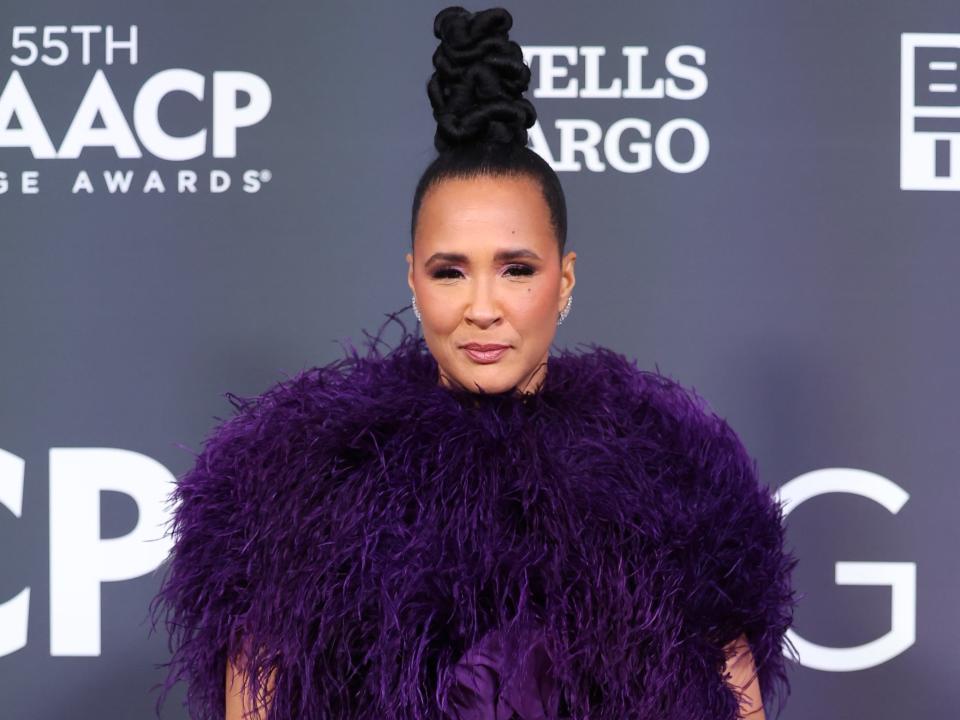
149 307 800 720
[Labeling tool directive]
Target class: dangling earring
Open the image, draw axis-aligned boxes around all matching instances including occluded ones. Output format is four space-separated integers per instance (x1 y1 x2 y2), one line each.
411 294 422 323
557 295 573 326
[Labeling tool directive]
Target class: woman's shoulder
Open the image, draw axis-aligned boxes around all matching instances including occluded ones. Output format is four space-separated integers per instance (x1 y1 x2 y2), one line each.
185 322 438 497
216 324 433 433
549 342 737 443
547 341 766 515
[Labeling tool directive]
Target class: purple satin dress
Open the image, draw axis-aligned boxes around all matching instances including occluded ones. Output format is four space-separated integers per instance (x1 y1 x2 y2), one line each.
444 626 559 720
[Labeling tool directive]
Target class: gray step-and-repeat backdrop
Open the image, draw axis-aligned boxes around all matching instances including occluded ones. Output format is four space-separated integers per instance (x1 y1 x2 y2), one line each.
1 1 957 718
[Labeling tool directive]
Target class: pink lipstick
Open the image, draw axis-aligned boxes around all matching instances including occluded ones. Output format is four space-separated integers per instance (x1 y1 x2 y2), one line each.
461 344 509 364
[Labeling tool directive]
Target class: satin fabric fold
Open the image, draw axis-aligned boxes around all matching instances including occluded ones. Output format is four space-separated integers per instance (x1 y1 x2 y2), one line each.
446 626 558 720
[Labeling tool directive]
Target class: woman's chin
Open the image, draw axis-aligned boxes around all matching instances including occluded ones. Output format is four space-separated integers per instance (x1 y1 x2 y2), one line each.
450 367 519 395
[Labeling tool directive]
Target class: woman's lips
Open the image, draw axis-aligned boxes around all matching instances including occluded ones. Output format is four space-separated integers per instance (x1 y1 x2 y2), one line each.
462 346 509 363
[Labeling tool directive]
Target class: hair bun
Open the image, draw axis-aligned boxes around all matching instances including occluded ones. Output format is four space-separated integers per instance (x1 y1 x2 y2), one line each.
427 6 537 152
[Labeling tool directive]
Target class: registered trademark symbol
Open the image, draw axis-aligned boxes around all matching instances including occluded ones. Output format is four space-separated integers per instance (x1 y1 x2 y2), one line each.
260 169 272 182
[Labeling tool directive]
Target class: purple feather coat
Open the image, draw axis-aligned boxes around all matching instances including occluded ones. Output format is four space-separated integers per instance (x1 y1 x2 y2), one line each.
150 310 800 720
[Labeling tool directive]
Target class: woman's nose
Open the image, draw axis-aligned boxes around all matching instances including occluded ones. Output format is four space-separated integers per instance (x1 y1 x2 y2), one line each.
465 279 501 326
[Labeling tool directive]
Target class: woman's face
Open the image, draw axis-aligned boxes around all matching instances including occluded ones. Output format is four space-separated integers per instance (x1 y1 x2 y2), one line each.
407 174 576 395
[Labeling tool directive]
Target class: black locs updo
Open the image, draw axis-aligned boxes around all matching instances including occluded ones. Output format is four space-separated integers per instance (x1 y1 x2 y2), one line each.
410 6 568 255
428 5 535 150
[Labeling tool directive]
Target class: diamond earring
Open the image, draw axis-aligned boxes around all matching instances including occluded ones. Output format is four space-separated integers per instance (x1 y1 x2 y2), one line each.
557 295 573 326
411 294 421 323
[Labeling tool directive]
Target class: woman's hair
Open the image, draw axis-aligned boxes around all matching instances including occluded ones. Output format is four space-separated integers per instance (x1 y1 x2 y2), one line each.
410 6 568 255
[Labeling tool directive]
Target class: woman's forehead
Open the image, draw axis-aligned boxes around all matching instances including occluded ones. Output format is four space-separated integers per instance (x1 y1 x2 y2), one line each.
417 175 552 239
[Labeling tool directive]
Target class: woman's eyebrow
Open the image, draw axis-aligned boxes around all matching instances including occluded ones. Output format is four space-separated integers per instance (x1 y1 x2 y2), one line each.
424 249 542 267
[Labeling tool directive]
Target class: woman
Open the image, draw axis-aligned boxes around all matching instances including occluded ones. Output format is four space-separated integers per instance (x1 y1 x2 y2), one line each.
151 6 799 720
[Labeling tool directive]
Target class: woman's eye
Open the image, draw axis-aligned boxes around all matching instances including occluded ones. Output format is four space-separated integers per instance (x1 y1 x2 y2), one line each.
505 264 535 277
431 267 463 280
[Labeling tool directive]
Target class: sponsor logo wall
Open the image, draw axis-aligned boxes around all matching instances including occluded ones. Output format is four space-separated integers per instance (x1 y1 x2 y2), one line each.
1 4 956 718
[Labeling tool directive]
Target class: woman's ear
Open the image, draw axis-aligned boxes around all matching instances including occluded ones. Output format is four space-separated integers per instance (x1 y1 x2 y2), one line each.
406 252 415 294
560 249 577 305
